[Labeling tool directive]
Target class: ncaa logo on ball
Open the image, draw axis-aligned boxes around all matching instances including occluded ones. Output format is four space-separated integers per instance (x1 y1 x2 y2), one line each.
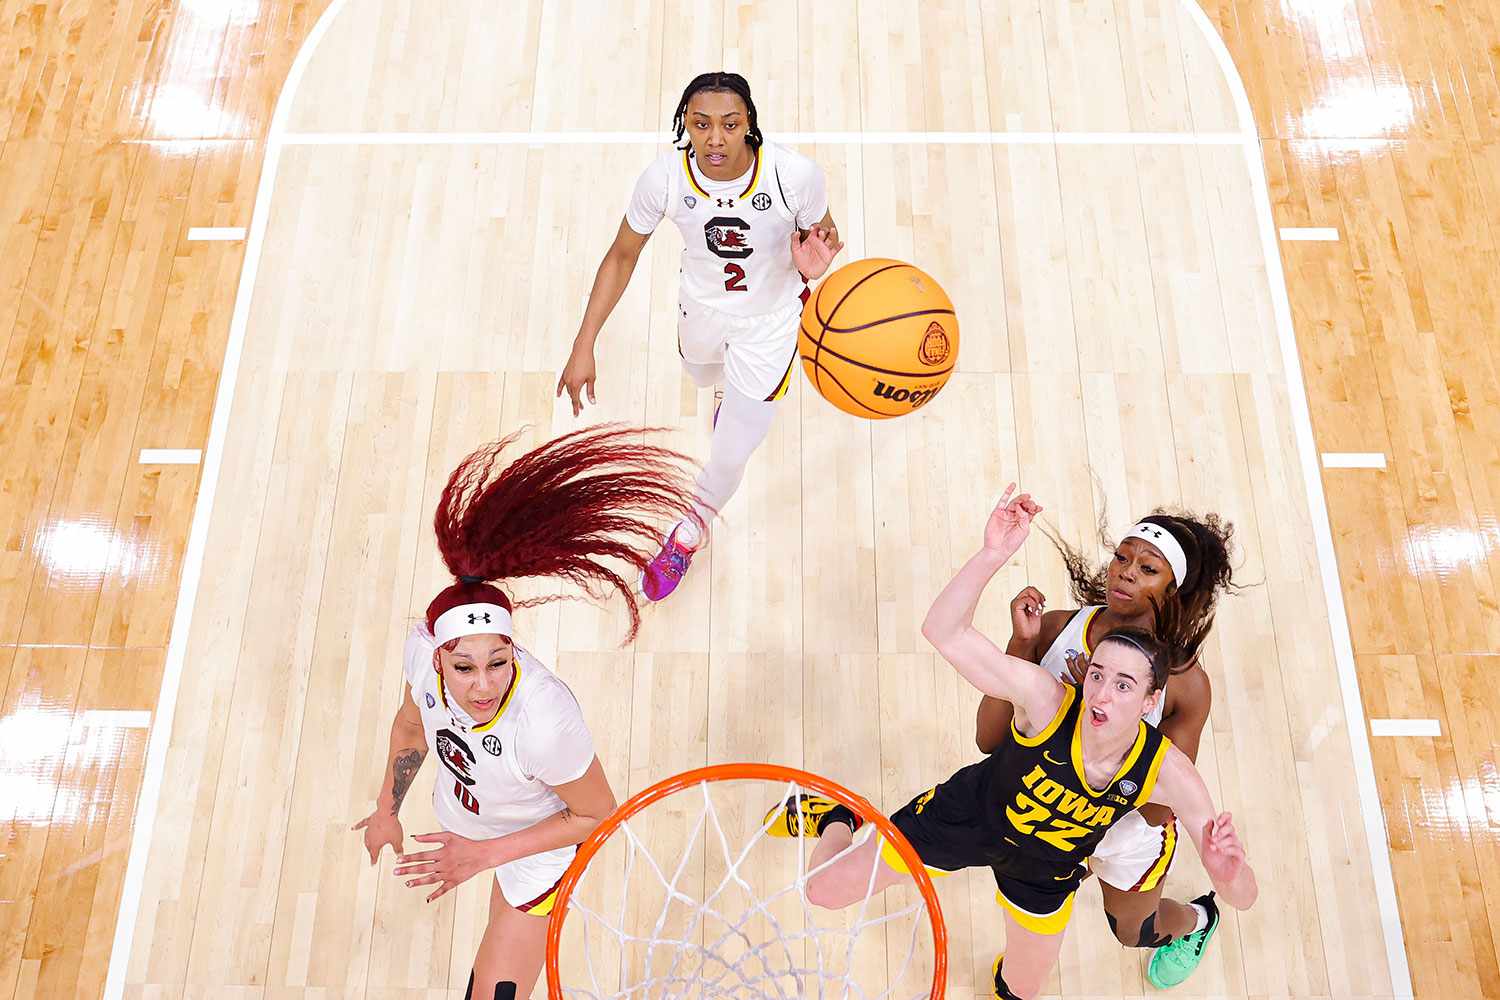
919 322 951 366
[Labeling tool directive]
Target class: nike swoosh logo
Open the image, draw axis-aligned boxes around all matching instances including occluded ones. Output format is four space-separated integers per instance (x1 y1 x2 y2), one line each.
1043 750 1066 767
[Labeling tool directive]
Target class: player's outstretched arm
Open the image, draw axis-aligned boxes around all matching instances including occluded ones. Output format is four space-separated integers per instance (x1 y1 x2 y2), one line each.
558 218 651 417
1148 746 1258 910
352 684 428 864
922 487 1062 731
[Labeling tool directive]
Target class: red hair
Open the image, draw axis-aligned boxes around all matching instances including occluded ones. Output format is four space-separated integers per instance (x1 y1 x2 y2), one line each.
425 424 703 642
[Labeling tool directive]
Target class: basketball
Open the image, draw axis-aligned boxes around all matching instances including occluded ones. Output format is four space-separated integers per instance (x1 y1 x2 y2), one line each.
798 258 959 419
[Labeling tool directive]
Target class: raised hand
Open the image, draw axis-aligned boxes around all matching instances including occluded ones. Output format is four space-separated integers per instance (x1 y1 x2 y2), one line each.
790 226 844 280
352 808 404 865
394 830 494 903
1009 585 1047 644
983 484 1042 558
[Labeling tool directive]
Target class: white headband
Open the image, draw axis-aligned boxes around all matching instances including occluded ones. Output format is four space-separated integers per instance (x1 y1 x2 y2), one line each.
1121 522 1188 585
433 603 514 645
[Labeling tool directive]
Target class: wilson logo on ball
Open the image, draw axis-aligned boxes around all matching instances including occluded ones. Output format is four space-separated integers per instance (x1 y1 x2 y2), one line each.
919 322 951 366
873 381 940 408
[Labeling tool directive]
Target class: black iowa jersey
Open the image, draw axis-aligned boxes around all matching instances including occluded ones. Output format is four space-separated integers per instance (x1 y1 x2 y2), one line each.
890 683 1171 885
987 682 1170 871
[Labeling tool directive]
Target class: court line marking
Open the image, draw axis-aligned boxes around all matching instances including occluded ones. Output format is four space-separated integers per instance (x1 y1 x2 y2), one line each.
280 129 1246 146
101 0 354 995
1279 226 1340 241
187 226 247 241
1180 1 1414 994
138 448 203 465
1322 452 1388 469
103 5 1415 999
79 710 153 729
1371 719 1441 737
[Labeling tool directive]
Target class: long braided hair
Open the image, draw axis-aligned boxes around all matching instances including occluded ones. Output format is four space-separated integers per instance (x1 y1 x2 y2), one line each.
425 425 703 644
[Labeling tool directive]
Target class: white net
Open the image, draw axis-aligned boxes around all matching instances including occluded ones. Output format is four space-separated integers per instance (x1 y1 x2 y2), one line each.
550 774 944 1000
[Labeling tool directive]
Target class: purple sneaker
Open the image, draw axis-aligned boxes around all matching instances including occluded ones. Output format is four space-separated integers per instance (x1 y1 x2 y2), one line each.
641 527 697 602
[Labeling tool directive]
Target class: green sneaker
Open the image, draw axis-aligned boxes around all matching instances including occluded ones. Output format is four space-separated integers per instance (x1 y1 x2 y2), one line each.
1147 892 1219 989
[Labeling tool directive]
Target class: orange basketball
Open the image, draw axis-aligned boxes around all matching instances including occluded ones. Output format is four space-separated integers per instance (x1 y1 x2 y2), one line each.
798 258 958 419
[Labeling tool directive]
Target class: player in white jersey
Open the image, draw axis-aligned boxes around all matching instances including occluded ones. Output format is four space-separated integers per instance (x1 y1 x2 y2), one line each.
974 510 1240 990
557 72 843 602
354 425 703 1000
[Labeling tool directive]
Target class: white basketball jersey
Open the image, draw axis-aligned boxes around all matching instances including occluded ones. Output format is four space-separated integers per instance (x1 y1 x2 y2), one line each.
402 626 596 843
1038 606 1165 727
628 142 827 317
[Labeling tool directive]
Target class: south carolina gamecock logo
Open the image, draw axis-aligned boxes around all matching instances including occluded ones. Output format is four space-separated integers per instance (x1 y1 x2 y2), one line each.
919 322 951 366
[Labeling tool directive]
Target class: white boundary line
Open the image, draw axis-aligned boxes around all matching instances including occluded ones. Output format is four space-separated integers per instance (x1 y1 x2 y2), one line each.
187 226 248 241
1371 719 1441 737
102 4 1414 998
1279 226 1340 241
100 0 356 995
138 448 203 465
280 129 1246 146
1178 2 1413 994
1323 452 1388 469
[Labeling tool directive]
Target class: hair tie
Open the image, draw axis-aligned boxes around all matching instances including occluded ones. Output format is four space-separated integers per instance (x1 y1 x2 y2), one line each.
458 575 485 584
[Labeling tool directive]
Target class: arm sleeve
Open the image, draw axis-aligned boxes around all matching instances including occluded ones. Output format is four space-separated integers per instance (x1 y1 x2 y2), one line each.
624 157 669 235
515 681 597 787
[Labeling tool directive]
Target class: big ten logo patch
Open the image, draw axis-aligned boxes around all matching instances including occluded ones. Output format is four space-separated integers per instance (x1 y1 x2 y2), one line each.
1003 764 1116 852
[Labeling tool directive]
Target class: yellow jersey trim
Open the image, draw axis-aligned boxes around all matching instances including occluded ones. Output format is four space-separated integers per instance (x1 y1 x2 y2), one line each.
995 885 1075 935
878 837 953 878
1070 710 1148 797
1133 820 1177 893
1134 736 1173 807
681 148 762 200
1011 682 1075 748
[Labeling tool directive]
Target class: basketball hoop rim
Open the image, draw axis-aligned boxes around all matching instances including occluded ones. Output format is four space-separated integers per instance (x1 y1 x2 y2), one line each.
545 761 948 1000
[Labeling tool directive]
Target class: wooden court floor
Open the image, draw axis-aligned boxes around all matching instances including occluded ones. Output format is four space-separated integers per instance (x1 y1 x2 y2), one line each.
1 2 1498 999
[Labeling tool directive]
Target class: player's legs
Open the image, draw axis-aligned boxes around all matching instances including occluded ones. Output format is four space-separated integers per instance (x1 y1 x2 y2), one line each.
680 358 724 388
467 878 550 1000
681 383 777 539
1100 880 1196 947
800 821 910 909
992 908 1067 1000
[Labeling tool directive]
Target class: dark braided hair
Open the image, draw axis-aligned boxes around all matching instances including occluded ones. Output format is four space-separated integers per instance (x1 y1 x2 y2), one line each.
425 425 704 644
671 72 763 151
1046 509 1237 674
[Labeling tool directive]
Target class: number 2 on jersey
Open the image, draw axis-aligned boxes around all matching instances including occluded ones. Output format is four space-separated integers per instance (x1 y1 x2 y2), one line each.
723 263 748 292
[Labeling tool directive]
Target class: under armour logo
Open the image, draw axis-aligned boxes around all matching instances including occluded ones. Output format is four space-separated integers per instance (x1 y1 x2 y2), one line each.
467 612 492 625
717 197 734 207
1138 524 1163 539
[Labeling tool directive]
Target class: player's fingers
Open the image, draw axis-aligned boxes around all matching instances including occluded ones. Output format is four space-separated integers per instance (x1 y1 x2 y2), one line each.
411 832 449 844
404 874 442 889
426 883 452 904
352 817 368 831
586 378 597 404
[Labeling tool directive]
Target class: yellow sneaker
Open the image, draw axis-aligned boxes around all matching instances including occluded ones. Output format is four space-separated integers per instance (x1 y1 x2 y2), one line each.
762 794 861 838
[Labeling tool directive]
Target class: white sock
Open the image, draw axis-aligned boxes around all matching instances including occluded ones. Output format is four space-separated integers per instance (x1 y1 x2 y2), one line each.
673 516 703 549
1189 902 1209 934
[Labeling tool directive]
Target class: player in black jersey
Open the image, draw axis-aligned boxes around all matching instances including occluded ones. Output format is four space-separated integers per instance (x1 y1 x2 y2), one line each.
764 486 1258 1000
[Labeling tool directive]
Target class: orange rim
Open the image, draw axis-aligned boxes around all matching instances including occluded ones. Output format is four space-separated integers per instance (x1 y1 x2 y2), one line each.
545 762 948 999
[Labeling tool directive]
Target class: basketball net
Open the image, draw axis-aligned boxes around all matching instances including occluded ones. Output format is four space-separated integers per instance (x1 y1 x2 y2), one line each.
546 764 946 1000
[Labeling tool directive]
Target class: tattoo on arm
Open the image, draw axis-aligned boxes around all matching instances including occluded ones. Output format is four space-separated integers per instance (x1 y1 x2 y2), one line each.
390 748 425 814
